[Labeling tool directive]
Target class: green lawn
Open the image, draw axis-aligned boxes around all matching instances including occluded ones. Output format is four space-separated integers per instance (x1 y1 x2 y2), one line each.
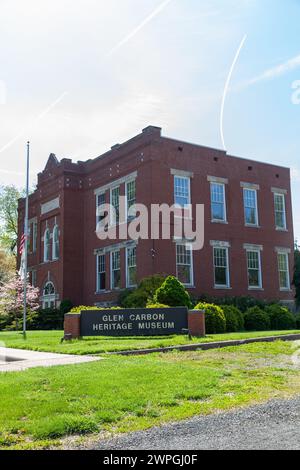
0 341 300 450
0 329 300 355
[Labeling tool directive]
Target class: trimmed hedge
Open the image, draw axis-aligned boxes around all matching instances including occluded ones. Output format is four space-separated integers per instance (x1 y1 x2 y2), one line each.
146 303 170 309
244 306 271 331
265 304 296 330
221 305 244 332
154 276 191 308
194 302 226 334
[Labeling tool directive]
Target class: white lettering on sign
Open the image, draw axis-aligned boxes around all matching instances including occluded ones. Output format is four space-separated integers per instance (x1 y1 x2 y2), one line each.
138 322 175 330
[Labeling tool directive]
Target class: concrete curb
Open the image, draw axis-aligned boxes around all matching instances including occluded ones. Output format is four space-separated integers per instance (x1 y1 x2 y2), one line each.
109 333 300 356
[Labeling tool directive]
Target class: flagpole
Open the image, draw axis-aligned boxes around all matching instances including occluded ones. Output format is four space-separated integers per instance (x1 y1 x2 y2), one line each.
23 141 30 339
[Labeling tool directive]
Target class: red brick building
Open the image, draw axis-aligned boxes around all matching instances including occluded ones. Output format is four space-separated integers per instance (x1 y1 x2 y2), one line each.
18 126 295 309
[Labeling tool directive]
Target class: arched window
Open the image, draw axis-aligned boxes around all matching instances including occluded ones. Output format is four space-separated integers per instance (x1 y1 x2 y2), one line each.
44 228 51 262
52 225 59 260
42 281 56 309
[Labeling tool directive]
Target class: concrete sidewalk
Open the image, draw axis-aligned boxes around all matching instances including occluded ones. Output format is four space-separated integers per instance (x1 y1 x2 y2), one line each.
0 347 101 372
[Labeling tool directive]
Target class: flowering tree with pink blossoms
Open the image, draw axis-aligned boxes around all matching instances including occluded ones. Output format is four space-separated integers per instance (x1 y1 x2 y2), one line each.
0 274 40 330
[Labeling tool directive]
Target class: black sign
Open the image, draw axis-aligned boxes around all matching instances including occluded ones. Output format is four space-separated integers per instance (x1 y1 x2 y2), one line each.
80 308 188 337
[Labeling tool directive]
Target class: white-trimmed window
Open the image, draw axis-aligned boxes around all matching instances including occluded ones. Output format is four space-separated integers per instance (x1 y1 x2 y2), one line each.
31 270 37 287
52 225 59 260
42 281 56 309
213 247 230 288
278 252 290 290
211 183 226 222
126 246 137 287
96 192 106 226
126 180 136 220
32 222 37 253
44 228 51 262
176 243 193 286
244 188 259 226
247 250 262 289
97 253 106 292
174 176 190 207
111 186 120 225
111 250 121 289
274 193 287 230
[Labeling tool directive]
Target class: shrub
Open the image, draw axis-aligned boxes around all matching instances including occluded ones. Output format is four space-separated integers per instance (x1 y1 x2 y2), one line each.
295 315 300 329
154 276 191 308
70 305 121 313
120 275 166 308
146 303 170 308
244 306 271 331
60 299 73 315
195 294 273 313
194 302 226 334
265 304 296 330
221 305 244 332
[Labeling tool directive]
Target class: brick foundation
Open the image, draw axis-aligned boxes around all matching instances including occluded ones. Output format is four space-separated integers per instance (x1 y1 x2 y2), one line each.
188 310 206 337
64 314 81 339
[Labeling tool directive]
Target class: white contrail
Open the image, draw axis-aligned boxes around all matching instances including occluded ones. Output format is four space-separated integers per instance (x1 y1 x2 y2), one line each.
106 0 173 57
0 91 67 156
237 53 300 90
220 34 247 151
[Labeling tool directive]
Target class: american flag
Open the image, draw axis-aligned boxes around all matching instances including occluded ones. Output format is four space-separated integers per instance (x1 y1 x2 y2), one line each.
19 233 27 256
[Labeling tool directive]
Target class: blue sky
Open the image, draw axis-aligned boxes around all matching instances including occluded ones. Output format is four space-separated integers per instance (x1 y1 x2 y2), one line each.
0 0 299 238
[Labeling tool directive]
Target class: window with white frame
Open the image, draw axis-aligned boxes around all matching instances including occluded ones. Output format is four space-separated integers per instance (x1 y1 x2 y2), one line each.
111 187 120 225
274 193 287 230
211 183 226 222
244 188 259 226
31 270 37 287
126 180 136 220
52 225 59 260
111 250 121 289
96 192 106 226
42 281 56 309
32 221 37 253
126 246 137 287
247 250 262 288
44 228 51 262
278 252 290 290
213 247 230 287
176 244 193 286
174 176 190 207
97 253 106 292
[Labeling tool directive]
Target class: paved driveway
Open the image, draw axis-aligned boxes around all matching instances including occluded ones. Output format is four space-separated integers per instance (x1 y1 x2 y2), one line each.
94 396 300 450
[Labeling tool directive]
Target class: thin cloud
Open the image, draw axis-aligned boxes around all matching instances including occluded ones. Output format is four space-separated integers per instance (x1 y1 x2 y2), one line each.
106 0 173 57
236 53 300 90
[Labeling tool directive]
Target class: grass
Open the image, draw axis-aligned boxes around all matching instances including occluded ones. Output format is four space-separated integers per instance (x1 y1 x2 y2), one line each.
0 329 300 355
0 340 300 449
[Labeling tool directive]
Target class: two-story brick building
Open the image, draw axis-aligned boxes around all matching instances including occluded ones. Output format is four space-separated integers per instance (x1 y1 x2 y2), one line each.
18 126 295 309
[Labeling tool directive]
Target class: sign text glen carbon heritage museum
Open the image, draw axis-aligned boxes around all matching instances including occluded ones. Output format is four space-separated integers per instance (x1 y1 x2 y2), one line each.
80 308 188 337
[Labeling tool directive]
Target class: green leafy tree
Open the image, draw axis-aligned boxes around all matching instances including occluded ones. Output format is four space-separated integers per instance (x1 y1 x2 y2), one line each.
293 241 300 307
0 249 16 284
0 185 25 254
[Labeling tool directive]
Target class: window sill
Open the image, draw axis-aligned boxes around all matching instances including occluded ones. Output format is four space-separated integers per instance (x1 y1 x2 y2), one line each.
280 288 292 292
211 220 228 225
248 287 264 291
245 224 260 228
214 286 232 290
276 227 288 232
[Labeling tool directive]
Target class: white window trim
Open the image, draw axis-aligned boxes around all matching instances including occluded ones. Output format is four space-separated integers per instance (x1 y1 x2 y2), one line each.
126 246 137 288
243 188 259 227
125 179 136 221
213 246 230 289
110 185 120 226
94 171 137 196
210 182 227 223
246 249 263 290
96 191 106 229
176 242 194 288
277 251 291 291
43 228 50 262
96 253 106 293
110 249 121 290
174 175 191 208
274 192 287 231
52 225 59 261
